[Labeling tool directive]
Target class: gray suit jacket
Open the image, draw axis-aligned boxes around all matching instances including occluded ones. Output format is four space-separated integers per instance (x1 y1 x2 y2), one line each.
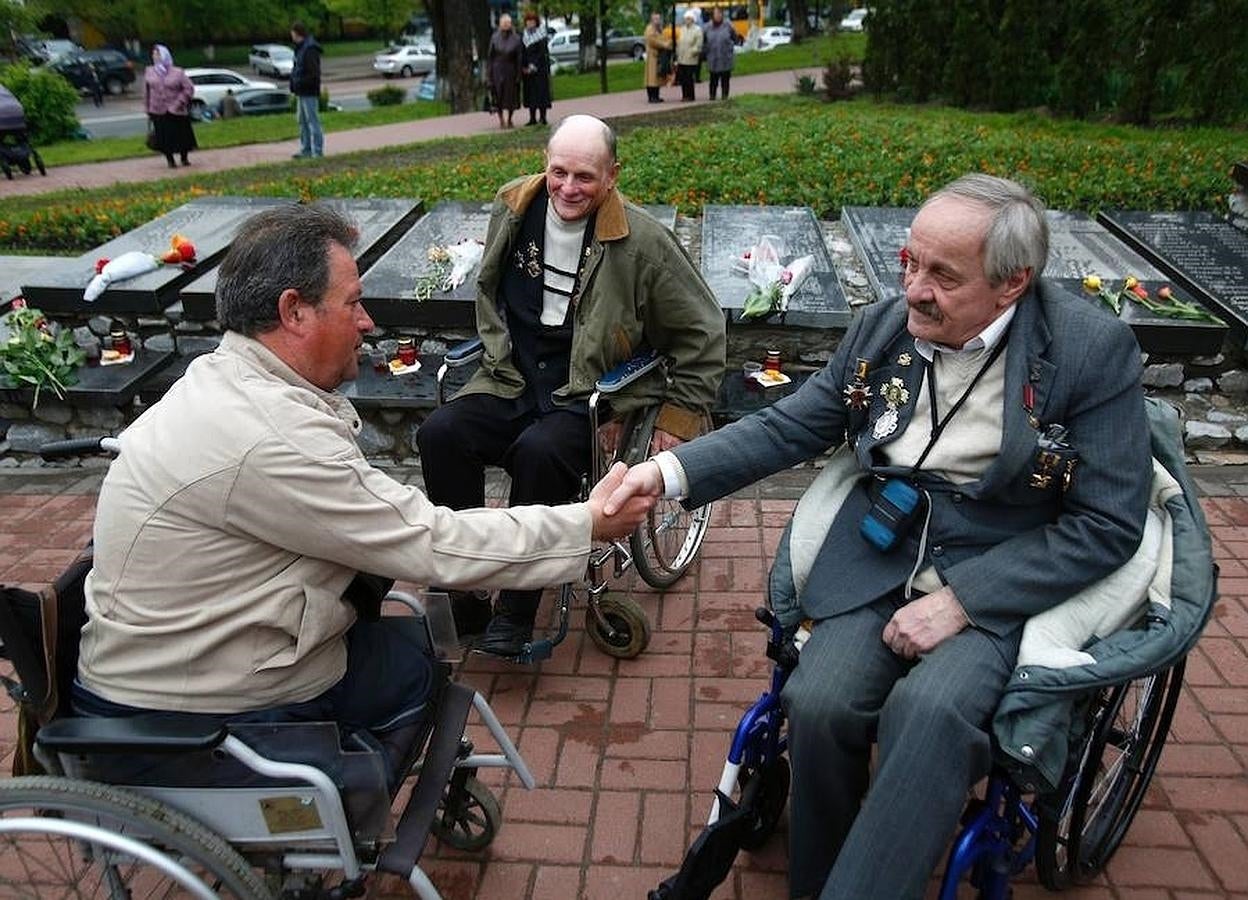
674 281 1151 636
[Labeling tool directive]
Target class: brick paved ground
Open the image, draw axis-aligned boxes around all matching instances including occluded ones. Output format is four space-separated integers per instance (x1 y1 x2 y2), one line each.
2 462 1248 899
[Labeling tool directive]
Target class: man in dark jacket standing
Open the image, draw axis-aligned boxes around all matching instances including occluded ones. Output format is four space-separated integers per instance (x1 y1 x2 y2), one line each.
290 21 323 158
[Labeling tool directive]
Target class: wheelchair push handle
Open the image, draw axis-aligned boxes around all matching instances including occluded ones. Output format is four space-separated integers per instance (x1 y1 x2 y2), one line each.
40 436 120 460
443 337 484 367
595 349 663 395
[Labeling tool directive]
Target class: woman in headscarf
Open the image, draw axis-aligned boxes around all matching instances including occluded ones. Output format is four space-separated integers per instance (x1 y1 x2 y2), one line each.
675 10 703 101
488 14 523 129
519 9 551 126
144 44 196 168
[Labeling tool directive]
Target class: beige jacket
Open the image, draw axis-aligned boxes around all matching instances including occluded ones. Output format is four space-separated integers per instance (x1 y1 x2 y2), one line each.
676 25 703 66
79 333 592 712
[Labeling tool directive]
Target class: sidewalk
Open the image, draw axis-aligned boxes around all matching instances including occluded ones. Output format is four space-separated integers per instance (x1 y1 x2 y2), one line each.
0 68 817 200
2 461 1248 899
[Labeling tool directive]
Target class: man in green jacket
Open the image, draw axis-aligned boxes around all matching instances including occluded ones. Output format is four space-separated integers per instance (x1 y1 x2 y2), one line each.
417 114 726 658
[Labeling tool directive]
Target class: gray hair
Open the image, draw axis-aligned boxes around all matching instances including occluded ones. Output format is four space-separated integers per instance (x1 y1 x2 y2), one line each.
216 204 358 336
549 115 618 165
924 174 1049 285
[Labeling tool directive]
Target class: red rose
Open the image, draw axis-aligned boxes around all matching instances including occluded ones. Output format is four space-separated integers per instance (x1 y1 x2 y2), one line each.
95 257 110 274
899 247 910 267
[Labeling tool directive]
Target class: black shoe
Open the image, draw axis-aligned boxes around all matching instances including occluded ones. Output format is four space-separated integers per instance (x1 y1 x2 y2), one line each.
449 589 494 641
476 613 534 659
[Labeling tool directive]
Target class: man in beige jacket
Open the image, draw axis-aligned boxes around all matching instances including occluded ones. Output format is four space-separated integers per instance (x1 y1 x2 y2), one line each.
74 204 651 779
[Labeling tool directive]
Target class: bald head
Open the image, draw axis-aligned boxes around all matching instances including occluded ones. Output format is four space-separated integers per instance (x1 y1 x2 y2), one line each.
548 115 617 166
544 115 621 222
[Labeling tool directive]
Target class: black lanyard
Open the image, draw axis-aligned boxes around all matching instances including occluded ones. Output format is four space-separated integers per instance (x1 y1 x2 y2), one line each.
910 337 1008 473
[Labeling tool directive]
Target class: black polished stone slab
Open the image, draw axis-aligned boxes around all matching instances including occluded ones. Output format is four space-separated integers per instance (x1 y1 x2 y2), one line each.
1098 210 1248 338
844 206 1227 355
177 198 424 321
338 354 476 409
1 256 68 305
20 197 294 316
713 368 813 421
0 347 172 406
700 205 849 328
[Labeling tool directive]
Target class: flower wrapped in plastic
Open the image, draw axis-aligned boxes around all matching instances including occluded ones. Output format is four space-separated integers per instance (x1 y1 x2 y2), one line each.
737 235 815 322
413 239 485 301
83 234 197 302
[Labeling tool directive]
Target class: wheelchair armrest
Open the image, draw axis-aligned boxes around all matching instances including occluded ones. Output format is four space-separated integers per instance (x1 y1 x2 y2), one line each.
443 338 484 368
595 349 662 394
37 715 228 754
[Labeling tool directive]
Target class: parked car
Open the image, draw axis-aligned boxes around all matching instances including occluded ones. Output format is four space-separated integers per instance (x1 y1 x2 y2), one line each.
19 37 83 64
45 49 136 96
603 28 646 60
248 44 294 78
839 8 869 31
372 44 436 78
217 87 292 117
547 30 581 64
184 68 276 119
756 26 792 50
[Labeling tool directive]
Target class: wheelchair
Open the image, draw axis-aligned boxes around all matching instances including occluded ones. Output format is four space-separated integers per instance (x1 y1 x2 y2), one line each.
435 339 714 663
0 437 537 900
651 397 1218 900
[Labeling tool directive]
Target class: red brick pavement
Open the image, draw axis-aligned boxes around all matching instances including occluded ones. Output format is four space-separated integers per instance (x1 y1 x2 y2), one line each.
2 468 1248 899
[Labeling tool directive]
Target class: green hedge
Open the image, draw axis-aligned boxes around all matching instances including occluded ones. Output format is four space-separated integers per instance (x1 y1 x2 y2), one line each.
0 63 80 144
0 96 1243 252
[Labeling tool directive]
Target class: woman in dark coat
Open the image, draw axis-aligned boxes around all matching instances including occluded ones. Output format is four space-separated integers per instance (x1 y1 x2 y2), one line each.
144 44 197 168
488 14 523 129
520 10 551 126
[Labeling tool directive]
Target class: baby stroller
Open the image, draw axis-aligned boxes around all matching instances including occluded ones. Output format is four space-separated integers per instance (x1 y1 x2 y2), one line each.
0 85 47 180
652 397 1217 899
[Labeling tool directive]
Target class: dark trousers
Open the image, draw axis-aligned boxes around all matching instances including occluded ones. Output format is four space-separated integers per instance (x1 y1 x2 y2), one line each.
676 64 697 100
415 393 592 622
646 86 661 102
709 70 731 99
73 616 437 788
780 595 1020 899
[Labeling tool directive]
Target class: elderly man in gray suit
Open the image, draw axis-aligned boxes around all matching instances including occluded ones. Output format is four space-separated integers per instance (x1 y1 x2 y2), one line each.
606 174 1152 898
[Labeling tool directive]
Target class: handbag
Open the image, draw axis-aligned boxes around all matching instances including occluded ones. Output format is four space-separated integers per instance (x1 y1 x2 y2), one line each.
145 120 159 152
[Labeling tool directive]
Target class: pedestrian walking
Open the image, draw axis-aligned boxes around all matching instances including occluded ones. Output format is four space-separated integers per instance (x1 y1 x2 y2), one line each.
144 44 196 169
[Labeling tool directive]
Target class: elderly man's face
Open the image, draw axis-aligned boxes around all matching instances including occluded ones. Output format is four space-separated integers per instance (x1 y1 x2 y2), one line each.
545 133 619 222
902 196 1026 349
301 242 373 389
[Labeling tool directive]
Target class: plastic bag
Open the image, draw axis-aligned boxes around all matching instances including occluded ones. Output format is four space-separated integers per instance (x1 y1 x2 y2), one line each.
443 240 485 291
84 250 160 302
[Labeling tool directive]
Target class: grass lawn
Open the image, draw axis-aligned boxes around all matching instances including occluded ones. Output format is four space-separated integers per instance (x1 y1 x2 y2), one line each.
2 94 1243 253
32 34 858 168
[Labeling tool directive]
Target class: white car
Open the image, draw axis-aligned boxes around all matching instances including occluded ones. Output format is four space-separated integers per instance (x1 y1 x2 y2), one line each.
839 8 869 31
248 43 294 78
547 30 581 64
184 68 276 119
372 44 436 78
756 26 793 50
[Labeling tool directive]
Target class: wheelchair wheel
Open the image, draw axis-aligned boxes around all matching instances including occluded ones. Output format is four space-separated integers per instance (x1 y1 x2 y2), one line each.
736 756 790 851
431 775 501 852
586 595 651 659
1035 660 1184 889
620 406 713 589
0 775 272 899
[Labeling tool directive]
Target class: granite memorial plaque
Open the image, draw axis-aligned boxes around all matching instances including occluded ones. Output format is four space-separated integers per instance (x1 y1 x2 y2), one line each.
360 201 493 328
843 206 1226 355
1099 210 1248 338
0 346 173 406
20 197 294 315
1 256 68 305
178 198 423 320
339 353 476 409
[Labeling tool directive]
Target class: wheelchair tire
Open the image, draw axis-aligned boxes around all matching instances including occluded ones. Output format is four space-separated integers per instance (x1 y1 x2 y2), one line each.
621 406 713 589
431 775 501 852
586 595 651 659
736 756 790 851
1034 660 1184 889
0 775 272 899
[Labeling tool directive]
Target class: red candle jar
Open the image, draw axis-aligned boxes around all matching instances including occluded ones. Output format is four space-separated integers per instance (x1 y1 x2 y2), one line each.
764 349 781 373
396 338 417 367
110 329 132 357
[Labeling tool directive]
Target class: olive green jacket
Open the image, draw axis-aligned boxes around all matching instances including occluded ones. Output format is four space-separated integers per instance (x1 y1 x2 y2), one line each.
461 174 726 440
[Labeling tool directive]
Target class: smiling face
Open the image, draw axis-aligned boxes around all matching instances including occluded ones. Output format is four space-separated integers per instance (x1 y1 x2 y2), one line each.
544 122 619 223
902 195 1028 348
301 242 372 389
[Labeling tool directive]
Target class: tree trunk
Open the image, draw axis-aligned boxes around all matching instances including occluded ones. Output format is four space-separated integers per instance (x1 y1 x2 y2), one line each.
428 0 478 113
787 0 810 40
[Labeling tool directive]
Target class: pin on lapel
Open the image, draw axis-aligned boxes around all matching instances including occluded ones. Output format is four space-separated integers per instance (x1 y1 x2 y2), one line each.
897 352 912 367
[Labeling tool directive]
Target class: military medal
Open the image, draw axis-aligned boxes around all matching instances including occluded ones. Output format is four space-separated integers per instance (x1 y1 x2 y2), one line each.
872 407 899 439
872 377 911 440
844 357 873 411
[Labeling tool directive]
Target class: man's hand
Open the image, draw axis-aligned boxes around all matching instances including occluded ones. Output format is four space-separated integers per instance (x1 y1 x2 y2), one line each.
602 459 664 516
881 586 970 659
588 462 656 541
649 428 683 454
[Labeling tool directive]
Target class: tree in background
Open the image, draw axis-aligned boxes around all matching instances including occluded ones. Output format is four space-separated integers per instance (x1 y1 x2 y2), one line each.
325 0 409 41
786 0 810 41
1 0 42 59
1178 0 1248 124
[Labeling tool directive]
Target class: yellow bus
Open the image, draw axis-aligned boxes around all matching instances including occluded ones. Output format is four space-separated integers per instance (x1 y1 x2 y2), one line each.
670 2 765 39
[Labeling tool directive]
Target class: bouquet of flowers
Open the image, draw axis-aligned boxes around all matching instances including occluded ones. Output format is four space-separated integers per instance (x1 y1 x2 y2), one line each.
1081 275 1225 325
0 300 85 407
735 235 815 322
413 239 485 302
84 234 197 302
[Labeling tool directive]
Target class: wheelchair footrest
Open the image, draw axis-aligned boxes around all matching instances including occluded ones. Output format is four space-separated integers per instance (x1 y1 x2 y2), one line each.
377 681 475 876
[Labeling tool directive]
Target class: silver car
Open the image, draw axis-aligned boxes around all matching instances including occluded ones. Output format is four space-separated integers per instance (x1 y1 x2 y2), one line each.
372 44 437 78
